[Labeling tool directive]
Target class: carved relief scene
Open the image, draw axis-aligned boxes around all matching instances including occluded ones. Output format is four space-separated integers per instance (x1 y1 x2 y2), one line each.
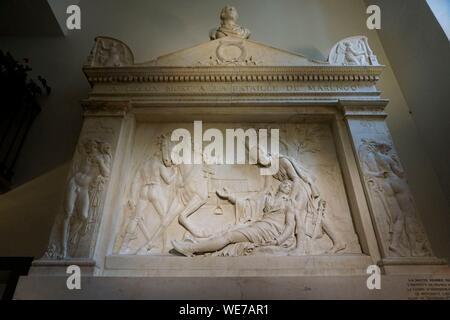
44 119 119 259
113 122 362 257
10 3 449 301
350 120 433 258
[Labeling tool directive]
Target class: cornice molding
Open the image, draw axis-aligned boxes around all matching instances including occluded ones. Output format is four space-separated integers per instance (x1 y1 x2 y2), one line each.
84 65 383 86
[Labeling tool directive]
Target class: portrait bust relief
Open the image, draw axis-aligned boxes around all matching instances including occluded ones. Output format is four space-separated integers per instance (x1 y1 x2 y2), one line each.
210 6 251 40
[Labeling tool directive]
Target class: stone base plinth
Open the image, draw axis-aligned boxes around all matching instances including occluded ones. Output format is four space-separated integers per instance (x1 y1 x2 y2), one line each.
14 255 450 299
103 254 374 277
14 273 450 300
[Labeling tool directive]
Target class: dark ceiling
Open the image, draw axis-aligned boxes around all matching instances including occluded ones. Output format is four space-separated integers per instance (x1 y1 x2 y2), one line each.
0 0 64 36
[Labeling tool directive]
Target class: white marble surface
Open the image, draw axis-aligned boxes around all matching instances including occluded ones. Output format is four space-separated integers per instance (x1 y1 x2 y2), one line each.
14 273 450 300
32 6 447 286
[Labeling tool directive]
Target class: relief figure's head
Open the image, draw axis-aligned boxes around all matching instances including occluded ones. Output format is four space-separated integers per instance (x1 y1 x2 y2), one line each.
82 138 98 155
220 5 239 26
377 142 392 155
158 134 174 167
98 141 111 156
278 180 293 196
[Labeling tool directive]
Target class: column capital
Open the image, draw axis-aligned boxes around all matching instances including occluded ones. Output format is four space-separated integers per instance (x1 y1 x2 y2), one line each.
338 99 389 118
81 99 131 117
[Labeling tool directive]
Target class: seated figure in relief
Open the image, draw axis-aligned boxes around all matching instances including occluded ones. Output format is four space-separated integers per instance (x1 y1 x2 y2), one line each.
171 180 296 256
252 145 347 254
342 41 368 65
210 6 251 40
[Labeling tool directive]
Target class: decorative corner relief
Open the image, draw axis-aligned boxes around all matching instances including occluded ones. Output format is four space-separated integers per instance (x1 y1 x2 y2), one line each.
358 138 432 257
209 6 251 40
292 124 327 154
114 124 359 258
85 36 134 67
328 36 379 66
43 122 116 259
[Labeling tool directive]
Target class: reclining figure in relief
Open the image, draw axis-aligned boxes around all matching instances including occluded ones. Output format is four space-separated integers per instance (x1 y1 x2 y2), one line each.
172 180 296 257
171 145 348 257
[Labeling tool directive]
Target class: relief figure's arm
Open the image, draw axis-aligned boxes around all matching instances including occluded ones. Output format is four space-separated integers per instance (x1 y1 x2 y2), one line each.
281 159 301 183
160 165 178 185
388 157 404 178
276 205 296 245
363 153 385 178
228 195 237 204
129 169 144 205
217 187 237 204
97 156 111 178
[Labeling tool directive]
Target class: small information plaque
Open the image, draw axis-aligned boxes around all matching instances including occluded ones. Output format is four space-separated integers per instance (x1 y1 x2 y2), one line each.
407 278 450 300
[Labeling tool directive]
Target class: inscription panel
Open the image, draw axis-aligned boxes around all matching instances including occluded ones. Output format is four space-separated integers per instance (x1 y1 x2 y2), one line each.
92 82 377 96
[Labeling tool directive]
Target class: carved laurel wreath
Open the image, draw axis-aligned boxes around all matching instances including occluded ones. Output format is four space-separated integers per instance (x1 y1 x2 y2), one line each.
216 41 247 64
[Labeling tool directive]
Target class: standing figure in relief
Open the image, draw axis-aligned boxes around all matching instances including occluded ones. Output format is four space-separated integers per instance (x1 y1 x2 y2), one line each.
210 6 251 40
77 141 113 238
359 139 430 256
119 135 179 254
253 145 346 254
164 162 211 238
61 138 111 258
133 161 211 248
171 180 296 256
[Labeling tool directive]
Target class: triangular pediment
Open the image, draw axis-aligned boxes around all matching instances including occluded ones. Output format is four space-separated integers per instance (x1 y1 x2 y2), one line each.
81 6 384 111
83 5 380 70
138 36 325 67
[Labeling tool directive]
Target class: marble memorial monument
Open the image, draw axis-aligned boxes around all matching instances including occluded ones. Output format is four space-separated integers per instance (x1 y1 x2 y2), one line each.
14 7 449 299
